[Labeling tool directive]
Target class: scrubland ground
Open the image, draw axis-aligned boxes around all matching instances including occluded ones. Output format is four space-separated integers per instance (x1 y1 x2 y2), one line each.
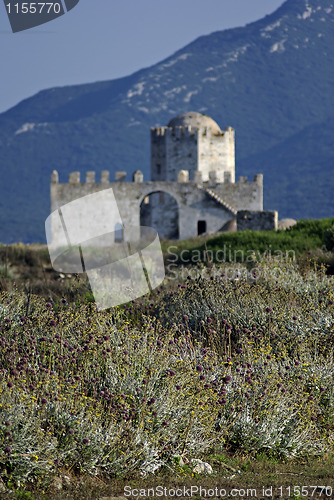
0 225 333 499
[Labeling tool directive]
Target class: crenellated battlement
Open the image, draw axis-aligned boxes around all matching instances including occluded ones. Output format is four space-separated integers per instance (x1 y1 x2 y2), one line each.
237 174 263 185
151 126 166 137
52 170 262 187
253 173 263 185
165 126 197 138
50 112 267 241
151 125 198 139
151 124 233 139
51 170 146 184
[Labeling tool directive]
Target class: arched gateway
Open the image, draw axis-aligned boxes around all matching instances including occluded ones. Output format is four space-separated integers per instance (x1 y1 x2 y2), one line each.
140 191 179 240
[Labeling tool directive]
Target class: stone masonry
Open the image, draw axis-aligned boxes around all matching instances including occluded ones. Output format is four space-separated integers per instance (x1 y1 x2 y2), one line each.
237 210 278 231
50 111 275 242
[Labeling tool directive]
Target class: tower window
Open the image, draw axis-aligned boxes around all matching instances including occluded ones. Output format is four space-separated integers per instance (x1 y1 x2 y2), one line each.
198 220 206 235
157 164 161 176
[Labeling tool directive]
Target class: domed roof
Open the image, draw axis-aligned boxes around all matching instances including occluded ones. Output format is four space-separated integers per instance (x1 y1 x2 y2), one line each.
168 112 222 134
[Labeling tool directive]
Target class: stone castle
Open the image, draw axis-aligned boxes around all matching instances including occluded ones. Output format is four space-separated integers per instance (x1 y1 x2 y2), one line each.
50 111 277 241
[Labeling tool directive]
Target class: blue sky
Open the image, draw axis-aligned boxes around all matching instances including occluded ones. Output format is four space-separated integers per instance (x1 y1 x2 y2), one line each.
0 0 284 114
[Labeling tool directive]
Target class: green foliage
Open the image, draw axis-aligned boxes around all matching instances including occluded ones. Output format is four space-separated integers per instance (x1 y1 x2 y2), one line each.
14 491 35 499
240 459 251 472
167 218 334 265
287 218 334 248
324 225 334 252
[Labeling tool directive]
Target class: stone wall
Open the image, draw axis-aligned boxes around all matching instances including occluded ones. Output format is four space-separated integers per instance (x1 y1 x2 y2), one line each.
51 172 239 241
150 128 168 181
50 167 266 242
151 125 235 183
237 210 278 231
151 127 198 182
198 126 235 183
213 174 263 212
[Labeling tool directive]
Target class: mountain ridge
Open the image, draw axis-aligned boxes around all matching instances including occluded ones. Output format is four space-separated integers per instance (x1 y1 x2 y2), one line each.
0 0 333 242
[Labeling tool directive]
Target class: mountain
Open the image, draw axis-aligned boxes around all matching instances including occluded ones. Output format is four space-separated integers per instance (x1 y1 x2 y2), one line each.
0 0 333 243
239 116 334 219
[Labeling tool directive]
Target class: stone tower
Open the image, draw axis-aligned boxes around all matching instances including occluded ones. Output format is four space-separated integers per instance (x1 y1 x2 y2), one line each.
151 111 235 183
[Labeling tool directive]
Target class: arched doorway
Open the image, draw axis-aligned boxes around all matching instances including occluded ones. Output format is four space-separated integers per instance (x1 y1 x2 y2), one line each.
140 191 179 239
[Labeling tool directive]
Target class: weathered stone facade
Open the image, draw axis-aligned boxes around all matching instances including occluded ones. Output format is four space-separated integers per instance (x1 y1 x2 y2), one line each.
50 112 274 241
151 113 235 183
237 210 278 231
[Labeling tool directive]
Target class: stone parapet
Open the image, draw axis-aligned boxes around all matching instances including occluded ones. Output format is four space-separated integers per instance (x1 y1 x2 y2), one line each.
177 170 189 182
51 170 59 183
101 171 110 183
133 170 144 183
85 171 95 183
69 171 80 184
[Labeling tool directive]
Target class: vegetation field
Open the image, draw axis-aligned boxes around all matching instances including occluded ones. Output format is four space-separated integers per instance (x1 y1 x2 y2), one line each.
0 219 333 499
